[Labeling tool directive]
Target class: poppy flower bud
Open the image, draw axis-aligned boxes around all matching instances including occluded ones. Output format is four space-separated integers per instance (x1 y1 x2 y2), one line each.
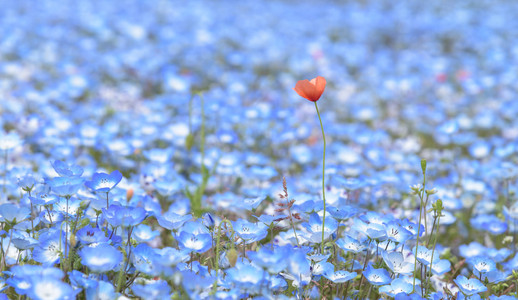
293 76 326 102
126 188 134 202
227 248 238 267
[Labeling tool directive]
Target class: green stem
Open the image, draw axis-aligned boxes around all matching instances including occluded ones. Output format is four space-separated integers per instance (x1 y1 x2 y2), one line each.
426 214 441 296
285 193 300 247
64 196 69 275
212 220 234 295
413 171 426 292
28 191 34 238
314 102 326 253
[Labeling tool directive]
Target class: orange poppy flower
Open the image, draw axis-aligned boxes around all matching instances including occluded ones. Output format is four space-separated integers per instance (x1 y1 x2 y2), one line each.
293 76 326 102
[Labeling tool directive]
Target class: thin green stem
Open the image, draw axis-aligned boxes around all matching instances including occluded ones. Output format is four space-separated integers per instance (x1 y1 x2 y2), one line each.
413 171 426 292
426 214 441 296
344 252 357 298
64 196 69 274
285 194 300 247
28 191 34 238
314 102 326 253
212 220 234 295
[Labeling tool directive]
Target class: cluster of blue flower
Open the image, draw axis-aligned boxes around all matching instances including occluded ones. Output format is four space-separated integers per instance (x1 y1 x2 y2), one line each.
0 0 517 299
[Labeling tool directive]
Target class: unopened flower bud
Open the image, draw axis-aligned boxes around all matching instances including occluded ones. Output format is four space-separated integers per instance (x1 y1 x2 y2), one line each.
126 188 134 202
421 159 427 174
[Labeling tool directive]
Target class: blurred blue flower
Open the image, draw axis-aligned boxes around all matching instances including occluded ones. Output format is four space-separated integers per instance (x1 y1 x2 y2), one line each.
133 280 171 299
80 243 122 273
47 177 84 197
0 204 30 225
102 205 146 227
323 270 356 283
248 246 290 274
51 160 84 178
379 278 413 297
26 277 77 300
157 211 192 231
76 225 109 245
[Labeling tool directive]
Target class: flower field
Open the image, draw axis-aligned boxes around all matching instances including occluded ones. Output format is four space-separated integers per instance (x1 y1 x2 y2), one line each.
0 0 518 299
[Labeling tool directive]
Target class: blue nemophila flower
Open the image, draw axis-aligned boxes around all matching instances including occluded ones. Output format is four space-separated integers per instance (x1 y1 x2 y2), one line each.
383 251 414 275
431 259 452 275
131 243 163 275
336 234 368 253
26 277 77 300
47 177 84 197
385 221 412 244
351 218 386 240
85 170 123 193
68 270 98 290
156 211 192 231
76 225 109 245
468 256 496 275
363 263 391 286
0 131 21 151
17 174 36 192
503 202 518 223
54 196 81 217
400 219 425 238
30 191 59 206
79 243 122 273
470 214 507 235
453 275 487 296
327 205 357 221
413 245 438 266
7 265 64 295
238 195 265 211
311 261 334 276
133 280 171 299
248 246 289 274
225 261 266 293
323 270 356 283
102 205 146 227
232 219 268 244
0 204 30 225
32 230 66 265
156 247 191 267
133 224 160 242
51 160 84 178
379 278 413 297
177 231 212 253
307 252 331 263
480 270 509 284
301 212 338 243
281 249 311 287
202 212 216 228
38 210 64 225
11 230 38 250
85 280 116 300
